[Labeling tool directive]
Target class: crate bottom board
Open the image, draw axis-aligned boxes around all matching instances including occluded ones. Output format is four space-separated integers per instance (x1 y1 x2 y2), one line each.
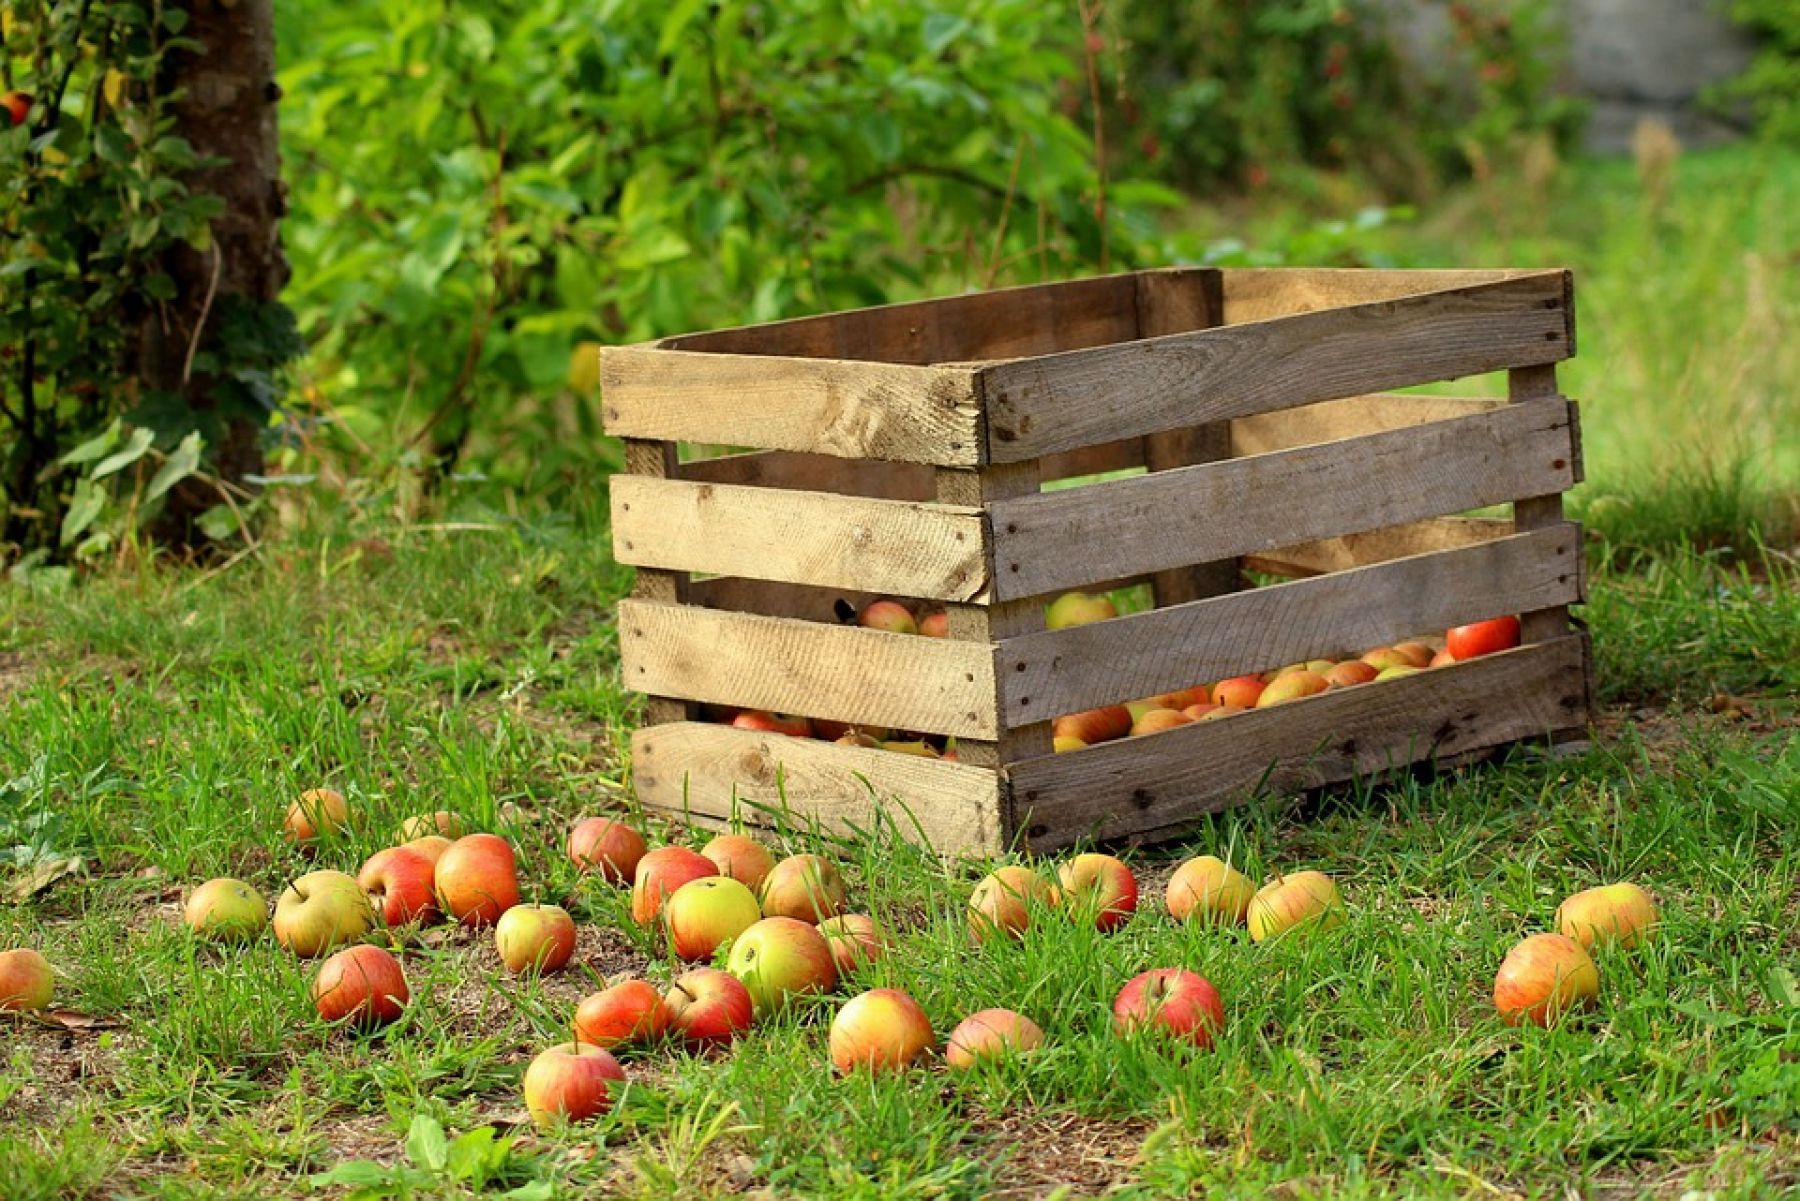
631 634 1591 856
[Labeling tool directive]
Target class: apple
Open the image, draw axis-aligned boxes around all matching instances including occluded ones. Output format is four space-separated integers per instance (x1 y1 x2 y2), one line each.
1375 664 1422 681
1053 735 1088 753
1392 642 1436 668
631 846 718 926
700 834 776 893
523 1042 627 1126
404 835 453 867
759 854 847 924
395 811 465 841
1556 883 1659 950
945 1008 1046 1070
357 847 439 927
829 988 935 1074
663 968 755 1045
1045 591 1117 630
1181 702 1222 720
881 740 942 757
664 878 762 962
726 916 839 1013
1052 705 1133 745
284 787 348 845
1247 870 1346 943
817 914 888 975
1255 671 1328 707
919 611 950 638
836 731 883 749
2 92 31 129
1429 647 1456 668
968 865 1054 943
1199 705 1244 721
1055 853 1138 932
312 944 409 1028
0 948 54 1012
1322 661 1378 689
1493 932 1599 1027
575 978 671 1048
1165 855 1257 926
1359 647 1412 672
567 818 648 884
857 598 919 635
183 878 269 942
731 710 814 738
434 833 521 927
1113 969 1224 1048
1447 616 1521 661
495 904 577 974
1260 663 1307 683
1129 708 1193 736
1211 675 1265 708
274 871 374 958
1126 693 1192 723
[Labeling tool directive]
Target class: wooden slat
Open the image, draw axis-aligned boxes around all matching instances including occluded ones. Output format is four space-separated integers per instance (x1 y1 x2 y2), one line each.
979 272 1572 463
1509 364 1580 645
617 599 998 740
623 440 694 725
1008 635 1590 851
611 476 988 603
1220 267 1558 324
1231 393 1506 457
632 723 1005 855
1244 516 1511 578
997 524 1583 724
1038 437 1147 483
986 397 1577 602
681 450 934 500
602 346 984 467
686 577 873 625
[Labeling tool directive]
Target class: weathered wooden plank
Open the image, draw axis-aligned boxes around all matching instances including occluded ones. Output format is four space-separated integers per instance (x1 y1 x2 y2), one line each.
980 272 1573 463
986 396 1577 601
681 450 934 500
622 440 694 725
1008 635 1590 850
1231 393 1506 457
618 599 998 740
1244 516 1512 578
1509 364 1580 645
632 723 1005 855
1219 267 1558 323
686 577 874 625
611 476 988 603
997 524 1583 724
602 345 984 467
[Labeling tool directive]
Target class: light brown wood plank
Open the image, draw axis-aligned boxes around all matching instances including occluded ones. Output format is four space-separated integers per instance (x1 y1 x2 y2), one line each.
1220 266 1559 323
680 450 935 500
986 397 1577 601
618 599 998 740
632 723 1005 855
997 524 1583 724
1231 393 1507 457
686 577 873 625
980 272 1572 463
1244 516 1512 578
1509 364 1579 644
622 440 694 724
1008 635 1590 850
602 345 984 466
611 476 988 603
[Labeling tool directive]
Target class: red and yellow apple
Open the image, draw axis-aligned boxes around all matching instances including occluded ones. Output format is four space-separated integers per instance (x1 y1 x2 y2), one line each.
404 835 453 867
1359 647 1412 672
1166 855 1257 927
1256 671 1328 707
395 811 465 841
759 854 847 924
919 611 950 638
0 948 54 1012
1322 661 1378 689
434 833 521 928
817 914 888 974
1555 883 1658 951
730 711 814 738
523 1043 627 1126
1391 642 1436 668
183 878 269 942
1246 870 1345 943
1055 853 1138 932
630 846 717 927
275 871 374 957
968 865 1054 943
312 943 409 1028
1112 968 1224 1048
567 818 648 884
1375 664 1422 681
945 1008 1045 1070
285 787 349 845
665 877 762 963
829 988 935 1074
1129 708 1193 736
1493 932 1599 1027
857 598 919 635
494 904 577 974
357 847 439 927
575 979 671 1048
1211 675 1266 709
1052 705 1133 746
726 916 839 1013
664 968 755 1045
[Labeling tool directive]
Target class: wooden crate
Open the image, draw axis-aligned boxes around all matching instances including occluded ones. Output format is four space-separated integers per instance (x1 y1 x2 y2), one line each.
601 267 1592 855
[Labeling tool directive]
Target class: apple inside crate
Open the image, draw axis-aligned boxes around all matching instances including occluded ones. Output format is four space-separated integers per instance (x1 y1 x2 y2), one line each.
602 267 1593 856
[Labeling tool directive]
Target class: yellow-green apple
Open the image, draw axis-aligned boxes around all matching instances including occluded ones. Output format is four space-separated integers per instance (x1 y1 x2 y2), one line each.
275 871 374 957
664 967 755 1045
1359 647 1412 672
523 1043 626 1126
1129 708 1193 736
575 978 671 1048
700 833 776 893
1247 870 1346 942
434 833 521 927
759 854 847 924
1375 664 1422 681
1113 968 1224 1048
567 818 648 884
730 710 814 738
1045 591 1117 630
1392 642 1435 668
1166 855 1257 926
1555 883 1659 950
285 787 348 845
726 916 838 1013
829 988 935 1073
665 878 761 962
1056 853 1138 932
945 1008 1045 1070
183 878 268 942
357 847 439 927
1052 705 1133 745
1255 671 1328 707
1493 932 1599 1026
857 599 918 634
1211 675 1266 709
968 865 1054 943
494 903 577 974
1447 616 1520 660
817 914 888 974
1323 661 1378 689
881 739 941 757
312 943 409 1028
404 835 453 867
395 811 465 841
630 846 717 927
1260 663 1306 683
1127 692 1198 723
1429 647 1456 668
919 611 949 638
0 948 54 1012
1053 735 1088 753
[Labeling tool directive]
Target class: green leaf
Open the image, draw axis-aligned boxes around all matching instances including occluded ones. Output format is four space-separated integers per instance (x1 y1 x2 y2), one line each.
90 427 155 480
404 1114 449 1173
502 1184 555 1201
195 504 239 542
445 1126 499 1183
60 480 107 547
144 431 204 502
308 1161 392 1188
60 419 123 467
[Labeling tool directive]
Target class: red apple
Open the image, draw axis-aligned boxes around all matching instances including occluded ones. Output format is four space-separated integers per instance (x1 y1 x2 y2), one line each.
284 787 348 845
395 811 466 841
1113 968 1224 1048
274 870 374 958
494 904 577 974
730 711 814 738
1255 671 1328 708
663 968 755 1045
1493 932 1599 1027
1055 853 1138 932
919 611 949 638
945 1008 1046 1070
1247 870 1345 943
1447 616 1521 661
0 948 54 1012
724 916 838 1013
968 865 1054 943
1166 855 1256 927
1044 591 1116 630
1211 675 1266 709
183 878 269 942
567 818 648 884
434 833 521 928
759 854 847 924
523 1043 626 1126
1129 708 1193 736
1392 642 1436 668
630 846 717 927
2 92 31 129
1322 660 1378 689
575 979 672 1048
1555 883 1659 951
404 835 453 866
357 847 439 927
857 598 918 635
1052 705 1133 746
700 833 776 893
817 914 888 975
665 877 762 963
829 988 935 1074
312 943 409 1028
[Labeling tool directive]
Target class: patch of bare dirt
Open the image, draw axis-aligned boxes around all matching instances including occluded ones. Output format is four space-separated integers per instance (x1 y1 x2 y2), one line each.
970 1109 1156 1199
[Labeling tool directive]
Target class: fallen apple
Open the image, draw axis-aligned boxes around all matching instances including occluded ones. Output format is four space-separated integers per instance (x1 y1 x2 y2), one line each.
1113 968 1224 1048
312 943 409 1028
494 904 577 975
630 846 718 927
567 818 648 885
664 968 755 1045
968 865 1054 943
817 914 888 975
523 1042 627 1126
665 877 762 963
274 870 375 958
1493 932 1599 1027
285 787 348 845
357 847 439 927
0 948 54 1012
1246 870 1345 943
1055 853 1138 932
1166 855 1257 927
759 854 847 924
434 833 521 928
726 916 838 1013
403 835 454 867
575 978 671 1048
945 1008 1046 1070
1555 882 1659 951
829 988 935 1073
183 877 269 942
395 811 465 841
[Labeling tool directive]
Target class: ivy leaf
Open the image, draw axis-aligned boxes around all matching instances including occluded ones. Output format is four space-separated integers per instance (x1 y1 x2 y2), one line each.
90 426 155 480
144 432 204 502
404 1114 449 1173
59 479 106 546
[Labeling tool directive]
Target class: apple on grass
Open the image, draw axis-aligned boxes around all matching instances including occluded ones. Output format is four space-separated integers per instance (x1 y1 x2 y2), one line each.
434 833 521 928
1113 969 1224 1048
631 847 719 927
726 916 838 1013
523 1043 627 1126
760 854 847 924
1556 883 1658 950
312 944 409 1028
817 914 888 975
395 811 465 841
968 865 1054 943
1166 855 1257 927
1493 932 1599 1027
404 835 453 867
275 871 375 958
664 968 755 1045
946 1008 1045 1070
0 948 54 1012
285 787 348 846
1056 853 1138 932
857 598 918 635
495 904 577 975
184 878 268 942
1045 591 1117 630
567 818 648 884
1247 870 1345 943
1447 616 1521 661
730 711 814 738
357 847 439 927
829 988 935 1074
576 979 672 1048
665 878 762 963
1052 705 1133 746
